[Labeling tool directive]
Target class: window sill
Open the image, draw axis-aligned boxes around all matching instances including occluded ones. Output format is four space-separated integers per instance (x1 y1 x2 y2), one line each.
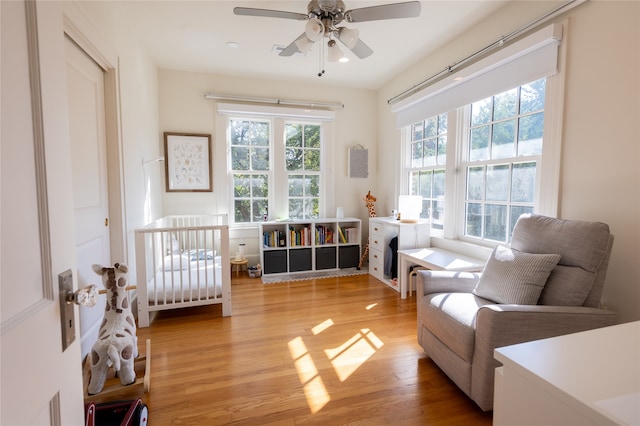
429 235 492 262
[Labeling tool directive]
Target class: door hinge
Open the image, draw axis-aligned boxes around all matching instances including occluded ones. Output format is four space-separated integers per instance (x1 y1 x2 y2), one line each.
105 217 109 227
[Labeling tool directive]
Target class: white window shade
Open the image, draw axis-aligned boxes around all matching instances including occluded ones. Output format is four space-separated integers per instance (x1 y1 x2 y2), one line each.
391 23 563 128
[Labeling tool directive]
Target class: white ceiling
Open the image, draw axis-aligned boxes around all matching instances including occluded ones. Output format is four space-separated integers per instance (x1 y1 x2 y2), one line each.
117 1 511 90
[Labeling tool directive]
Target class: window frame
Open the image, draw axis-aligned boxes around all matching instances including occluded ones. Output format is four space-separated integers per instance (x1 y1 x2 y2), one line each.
223 111 334 227
457 79 546 245
228 117 273 225
285 121 323 220
402 114 448 231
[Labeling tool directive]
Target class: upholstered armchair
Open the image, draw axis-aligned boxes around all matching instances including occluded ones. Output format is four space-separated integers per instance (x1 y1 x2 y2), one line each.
416 214 617 411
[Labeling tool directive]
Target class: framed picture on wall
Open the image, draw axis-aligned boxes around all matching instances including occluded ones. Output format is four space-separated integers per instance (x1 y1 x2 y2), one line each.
164 132 212 192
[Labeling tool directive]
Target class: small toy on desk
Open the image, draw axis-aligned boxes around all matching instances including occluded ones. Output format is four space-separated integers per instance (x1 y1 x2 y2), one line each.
88 263 138 395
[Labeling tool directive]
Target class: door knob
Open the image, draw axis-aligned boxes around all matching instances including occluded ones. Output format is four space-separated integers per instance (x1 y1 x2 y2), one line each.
66 284 99 307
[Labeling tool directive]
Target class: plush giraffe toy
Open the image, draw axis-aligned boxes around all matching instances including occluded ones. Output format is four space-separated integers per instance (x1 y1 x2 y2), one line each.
88 262 138 395
357 191 377 270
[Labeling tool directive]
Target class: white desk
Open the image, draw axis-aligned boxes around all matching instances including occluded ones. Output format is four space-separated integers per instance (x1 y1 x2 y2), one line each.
397 248 484 299
494 321 640 426
369 218 430 292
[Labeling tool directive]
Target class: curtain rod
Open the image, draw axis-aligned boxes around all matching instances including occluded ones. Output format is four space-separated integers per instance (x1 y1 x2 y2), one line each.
387 0 587 106
204 93 344 110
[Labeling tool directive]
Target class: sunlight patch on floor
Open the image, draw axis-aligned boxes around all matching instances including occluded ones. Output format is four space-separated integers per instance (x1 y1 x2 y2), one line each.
303 377 330 413
289 316 386 413
312 319 334 335
325 328 384 381
288 336 330 413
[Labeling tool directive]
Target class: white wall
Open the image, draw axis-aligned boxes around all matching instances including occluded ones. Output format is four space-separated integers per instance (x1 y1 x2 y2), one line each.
157 69 377 263
377 0 640 323
558 1 639 323
116 32 162 266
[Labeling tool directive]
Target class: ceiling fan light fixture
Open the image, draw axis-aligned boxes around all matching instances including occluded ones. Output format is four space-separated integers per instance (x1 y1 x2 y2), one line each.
338 27 359 49
327 39 344 62
236 0 422 74
305 18 325 42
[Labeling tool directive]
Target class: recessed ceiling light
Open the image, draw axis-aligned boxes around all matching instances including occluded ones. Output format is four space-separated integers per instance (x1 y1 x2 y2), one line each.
339 57 350 63
226 41 240 49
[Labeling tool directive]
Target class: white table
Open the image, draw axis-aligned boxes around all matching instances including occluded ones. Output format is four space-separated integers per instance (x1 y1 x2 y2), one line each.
494 321 640 425
397 247 485 299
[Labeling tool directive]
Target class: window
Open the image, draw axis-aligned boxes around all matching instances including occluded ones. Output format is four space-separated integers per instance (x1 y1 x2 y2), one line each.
464 79 545 242
403 78 549 243
227 115 327 225
230 119 270 223
286 123 321 219
395 23 564 246
407 114 447 230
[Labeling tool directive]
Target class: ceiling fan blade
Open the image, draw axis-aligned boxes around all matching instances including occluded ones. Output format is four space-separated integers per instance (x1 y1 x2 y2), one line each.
345 1 421 23
340 37 373 59
233 7 308 21
279 33 307 57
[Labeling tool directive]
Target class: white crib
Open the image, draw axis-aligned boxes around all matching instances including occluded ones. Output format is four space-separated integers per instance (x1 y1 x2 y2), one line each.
134 215 231 327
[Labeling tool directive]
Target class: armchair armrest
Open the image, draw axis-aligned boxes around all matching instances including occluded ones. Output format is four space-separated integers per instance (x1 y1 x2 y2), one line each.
470 305 617 410
477 305 618 348
417 270 481 295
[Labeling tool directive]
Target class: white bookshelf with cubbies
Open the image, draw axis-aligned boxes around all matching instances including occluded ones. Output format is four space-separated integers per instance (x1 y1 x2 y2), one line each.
259 218 361 276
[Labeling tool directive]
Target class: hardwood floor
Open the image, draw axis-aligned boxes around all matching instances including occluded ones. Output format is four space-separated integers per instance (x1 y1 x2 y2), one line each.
135 272 493 425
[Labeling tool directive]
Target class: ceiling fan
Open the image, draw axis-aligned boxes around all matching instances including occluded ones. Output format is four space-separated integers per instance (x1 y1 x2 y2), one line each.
234 0 421 70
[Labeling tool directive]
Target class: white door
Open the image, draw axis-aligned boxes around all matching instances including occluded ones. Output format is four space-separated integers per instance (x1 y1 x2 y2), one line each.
1 1 84 424
65 36 111 358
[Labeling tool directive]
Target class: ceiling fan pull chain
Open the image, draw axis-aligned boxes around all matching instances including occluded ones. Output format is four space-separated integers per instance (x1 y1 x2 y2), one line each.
318 39 325 77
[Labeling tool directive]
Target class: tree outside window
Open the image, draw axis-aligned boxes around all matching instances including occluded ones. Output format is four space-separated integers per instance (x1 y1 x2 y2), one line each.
286 123 321 219
228 113 328 225
465 78 545 242
230 119 270 223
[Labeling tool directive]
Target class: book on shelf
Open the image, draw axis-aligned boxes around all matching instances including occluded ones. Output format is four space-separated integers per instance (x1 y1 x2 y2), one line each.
339 226 358 244
289 225 312 246
315 224 334 245
263 222 357 248
263 230 286 248
338 226 347 243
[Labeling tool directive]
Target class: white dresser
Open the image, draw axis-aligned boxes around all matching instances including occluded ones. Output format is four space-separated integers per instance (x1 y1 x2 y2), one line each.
368 217 430 291
494 321 640 425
